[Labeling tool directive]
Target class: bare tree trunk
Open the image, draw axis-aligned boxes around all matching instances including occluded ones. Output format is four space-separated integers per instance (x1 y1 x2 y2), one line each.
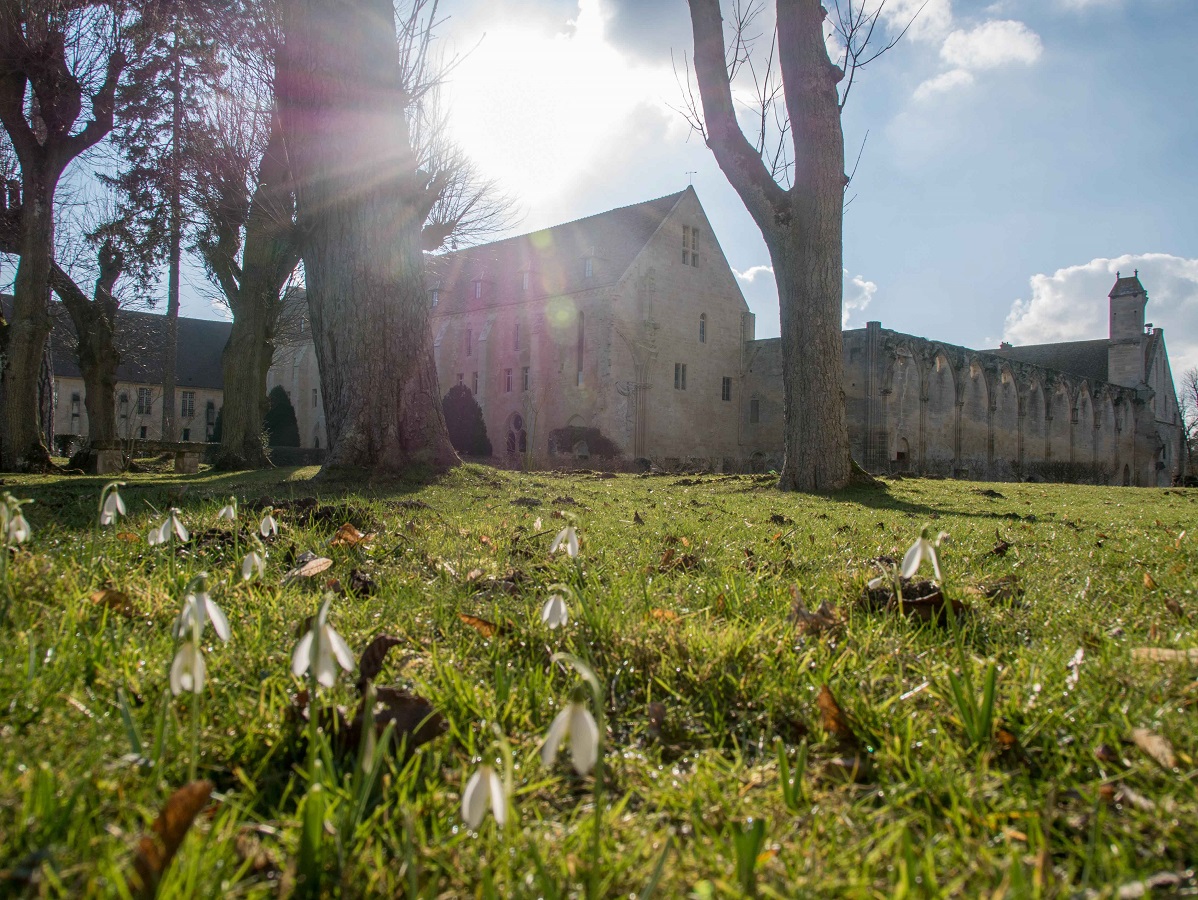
687 0 850 491
160 42 183 443
276 0 456 475
214 121 298 469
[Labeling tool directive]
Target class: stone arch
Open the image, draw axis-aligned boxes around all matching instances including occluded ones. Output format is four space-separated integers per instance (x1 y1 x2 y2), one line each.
883 345 922 473
992 364 1019 477
1075 384 1095 467
1022 377 1047 465
1047 379 1073 462
958 357 989 474
923 347 957 475
504 411 527 455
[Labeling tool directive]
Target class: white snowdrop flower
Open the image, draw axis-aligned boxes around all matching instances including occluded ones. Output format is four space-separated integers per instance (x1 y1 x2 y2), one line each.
217 498 237 521
292 596 355 687
541 593 569 629
550 525 579 558
461 764 507 829
900 527 947 581
259 511 278 538
170 641 206 695
168 508 189 542
174 575 231 642
533 516 542 530
147 520 169 546
241 550 265 582
540 699 599 775
6 510 30 545
99 482 126 526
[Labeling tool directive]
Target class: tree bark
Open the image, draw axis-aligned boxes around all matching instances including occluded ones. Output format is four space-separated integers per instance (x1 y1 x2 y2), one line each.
213 119 299 470
276 0 457 475
160 37 184 443
688 0 851 492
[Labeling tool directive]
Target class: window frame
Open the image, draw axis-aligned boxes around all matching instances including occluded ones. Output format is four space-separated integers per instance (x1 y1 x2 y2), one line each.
674 363 687 391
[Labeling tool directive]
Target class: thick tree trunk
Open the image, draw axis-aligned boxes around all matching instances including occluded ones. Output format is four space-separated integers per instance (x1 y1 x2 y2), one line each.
160 45 184 444
277 0 457 475
687 0 851 491
0 178 56 471
215 122 298 470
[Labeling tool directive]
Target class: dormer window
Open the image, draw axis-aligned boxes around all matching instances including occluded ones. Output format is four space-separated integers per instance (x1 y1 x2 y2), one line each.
472 280 482 299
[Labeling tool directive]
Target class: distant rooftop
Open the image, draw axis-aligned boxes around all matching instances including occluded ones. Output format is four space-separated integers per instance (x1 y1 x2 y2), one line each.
987 338 1110 383
1109 270 1147 299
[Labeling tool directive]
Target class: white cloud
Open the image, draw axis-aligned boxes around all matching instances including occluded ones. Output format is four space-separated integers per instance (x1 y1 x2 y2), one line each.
843 271 877 327
1057 0 1122 9
734 265 774 286
880 0 955 43
913 68 974 100
1003 253 1198 374
940 20 1043 70
733 265 876 332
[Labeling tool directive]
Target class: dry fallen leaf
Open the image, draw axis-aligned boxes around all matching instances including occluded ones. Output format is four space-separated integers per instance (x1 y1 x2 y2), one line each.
358 634 403 684
116 531 141 543
1130 728 1177 771
650 608 680 623
790 589 842 636
458 613 510 638
633 511 644 525
1100 782 1156 812
330 523 375 547
1143 571 1158 590
816 684 859 748
350 686 446 755
283 556 333 583
131 780 214 899
90 588 136 618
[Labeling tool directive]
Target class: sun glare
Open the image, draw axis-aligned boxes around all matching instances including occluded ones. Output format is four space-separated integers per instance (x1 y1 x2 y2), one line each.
444 0 674 212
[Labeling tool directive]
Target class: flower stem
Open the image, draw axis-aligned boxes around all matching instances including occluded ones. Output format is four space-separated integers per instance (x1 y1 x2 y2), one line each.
189 690 201 782
589 707 605 900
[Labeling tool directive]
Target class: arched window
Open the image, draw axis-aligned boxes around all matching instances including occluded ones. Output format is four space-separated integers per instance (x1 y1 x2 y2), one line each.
699 314 707 343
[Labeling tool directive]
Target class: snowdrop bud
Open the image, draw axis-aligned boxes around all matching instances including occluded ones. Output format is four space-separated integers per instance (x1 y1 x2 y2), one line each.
541 593 569 629
260 512 278 538
550 525 579 558
241 550 265 582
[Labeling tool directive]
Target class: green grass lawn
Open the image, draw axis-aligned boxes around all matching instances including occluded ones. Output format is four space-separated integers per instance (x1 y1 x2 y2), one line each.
0 466 1195 898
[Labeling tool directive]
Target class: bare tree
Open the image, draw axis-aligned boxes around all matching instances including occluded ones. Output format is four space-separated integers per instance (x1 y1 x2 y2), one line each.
682 0 912 491
276 0 458 473
1180 366 1198 478
0 0 126 470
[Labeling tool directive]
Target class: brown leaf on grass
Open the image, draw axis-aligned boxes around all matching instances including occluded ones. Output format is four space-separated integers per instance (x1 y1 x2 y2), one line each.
330 523 375 547
789 588 842 636
1129 728 1177 771
968 574 1022 602
633 510 644 525
1143 571 1158 590
358 634 403 683
458 613 511 638
90 588 136 618
116 531 141 543
1164 597 1187 620
816 684 859 748
350 686 446 754
1100 782 1157 812
1131 647 1198 664
131 780 214 899
650 608 680 623
282 556 333 583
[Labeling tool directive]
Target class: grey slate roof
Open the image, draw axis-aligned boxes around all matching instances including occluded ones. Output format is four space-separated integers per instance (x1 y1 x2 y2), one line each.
2 296 230 389
988 338 1111 383
427 189 687 312
1109 273 1146 298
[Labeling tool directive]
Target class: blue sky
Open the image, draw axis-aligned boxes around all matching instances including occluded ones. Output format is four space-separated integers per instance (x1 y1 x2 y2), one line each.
432 0 1198 374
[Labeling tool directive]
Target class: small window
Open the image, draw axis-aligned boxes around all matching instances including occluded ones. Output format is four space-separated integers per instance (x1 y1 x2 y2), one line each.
465 328 472 357
584 257 593 279
504 368 513 393
522 366 530 391
312 388 318 408
514 323 520 351
472 280 482 299
471 372 479 394
70 392 81 414
431 288 439 307
182 427 191 441
139 425 148 439
674 363 687 391
457 373 464 386
119 392 129 418
137 387 152 415
699 314 707 344
206 400 216 424
521 271 530 292
682 225 690 265
721 376 732 402
181 391 195 419
690 227 700 267
750 398 760 424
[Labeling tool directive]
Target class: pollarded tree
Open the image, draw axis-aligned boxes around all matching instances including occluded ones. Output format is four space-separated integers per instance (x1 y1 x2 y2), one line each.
441 384 492 457
684 0 909 491
275 0 457 473
0 0 126 470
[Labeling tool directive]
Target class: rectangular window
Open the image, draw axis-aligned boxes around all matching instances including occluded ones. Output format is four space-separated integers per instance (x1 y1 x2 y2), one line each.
584 257 593 278
312 388 318 407
674 363 687 391
521 271 530 291
522 366 530 391
514 323 520 351
139 425 148 439
182 427 191 441
690 226 700 267
465 328 472 357
699 315 707 343
504 368 513 392
722 376 732 402
181 391 195 419
119 392 129 419
750 398 760 424
682 225 690 265
137 387 152 415
471 371 479 394
457 373 464 386
472 280 482 299
70 392 81 414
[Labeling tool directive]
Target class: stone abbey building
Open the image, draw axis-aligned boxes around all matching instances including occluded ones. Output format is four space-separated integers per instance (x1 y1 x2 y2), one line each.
34 188 1187 485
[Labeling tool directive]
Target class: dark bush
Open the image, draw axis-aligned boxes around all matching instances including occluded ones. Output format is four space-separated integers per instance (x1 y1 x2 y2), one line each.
441 384 492 457
263 385 301 447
